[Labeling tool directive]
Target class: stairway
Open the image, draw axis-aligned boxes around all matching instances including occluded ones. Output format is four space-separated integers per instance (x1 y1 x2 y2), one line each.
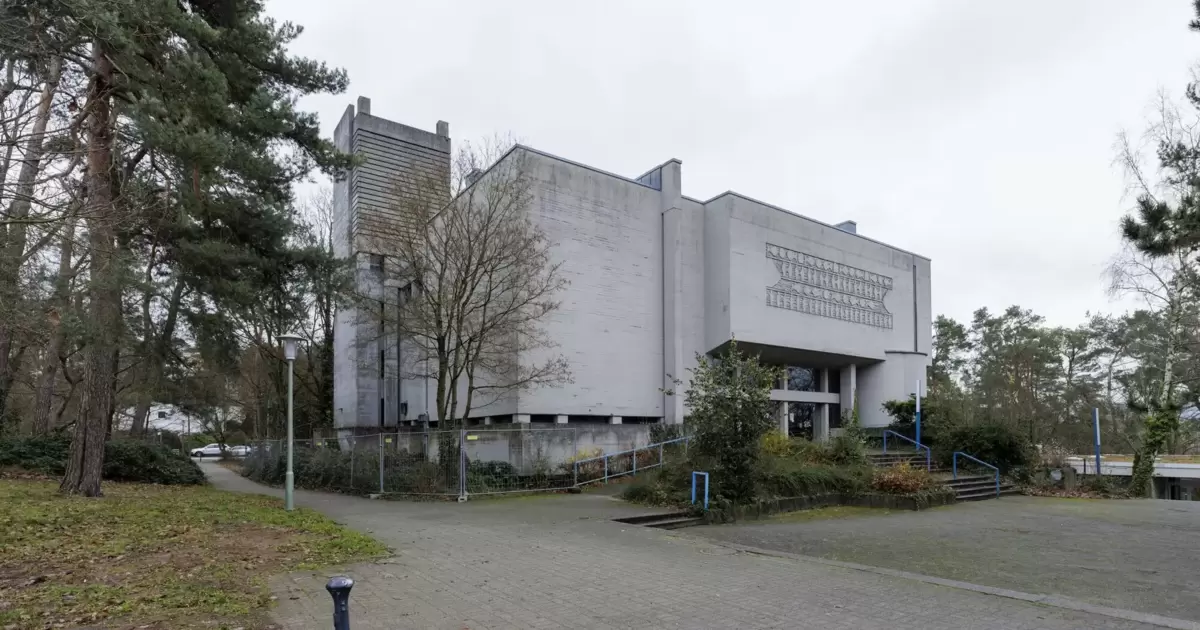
867 452 930 469
868 452 1016 502
613 511 704 529
945 474 1019 501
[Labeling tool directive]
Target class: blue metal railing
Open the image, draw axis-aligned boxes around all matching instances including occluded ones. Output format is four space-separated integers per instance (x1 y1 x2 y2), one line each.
881 430 931 471
953 451 1000 497
691 471 710 509
572 436 691 486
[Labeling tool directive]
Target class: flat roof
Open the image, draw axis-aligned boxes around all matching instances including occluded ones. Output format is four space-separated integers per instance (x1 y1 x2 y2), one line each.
519 145 930 262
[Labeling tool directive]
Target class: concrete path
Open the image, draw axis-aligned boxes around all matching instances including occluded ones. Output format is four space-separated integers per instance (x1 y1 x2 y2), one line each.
202 463 1173 630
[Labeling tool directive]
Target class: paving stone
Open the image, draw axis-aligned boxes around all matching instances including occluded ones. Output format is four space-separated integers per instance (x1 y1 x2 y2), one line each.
202 464 1162 630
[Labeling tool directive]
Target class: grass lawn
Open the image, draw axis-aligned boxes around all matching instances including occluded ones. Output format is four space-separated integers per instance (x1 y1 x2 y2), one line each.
0 478 387 629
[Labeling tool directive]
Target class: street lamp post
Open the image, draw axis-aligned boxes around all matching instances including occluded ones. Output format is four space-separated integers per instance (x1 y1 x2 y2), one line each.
279 333 305 511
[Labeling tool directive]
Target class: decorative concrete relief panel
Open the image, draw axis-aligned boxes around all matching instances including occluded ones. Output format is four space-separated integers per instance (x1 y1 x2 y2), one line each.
765 244 893 329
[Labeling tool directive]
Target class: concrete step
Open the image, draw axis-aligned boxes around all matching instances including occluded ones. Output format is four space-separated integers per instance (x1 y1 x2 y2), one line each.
946 475 993 485
646 517 706 530
613 512 705 529
955 487 1020 502
613 511 692 526
950 480 1003 492
869 457 928 466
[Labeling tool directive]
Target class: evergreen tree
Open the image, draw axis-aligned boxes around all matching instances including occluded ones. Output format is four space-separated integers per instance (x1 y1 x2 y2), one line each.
10 0 351 495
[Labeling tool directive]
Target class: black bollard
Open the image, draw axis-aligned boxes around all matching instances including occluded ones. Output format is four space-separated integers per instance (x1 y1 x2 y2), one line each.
326 575 354 630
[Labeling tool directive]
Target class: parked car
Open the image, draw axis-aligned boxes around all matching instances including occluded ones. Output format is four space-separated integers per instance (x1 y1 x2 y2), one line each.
228 445 251 457
190 443 224 458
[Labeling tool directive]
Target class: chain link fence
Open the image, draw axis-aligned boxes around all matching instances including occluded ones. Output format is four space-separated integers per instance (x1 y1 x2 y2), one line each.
240 427 674 498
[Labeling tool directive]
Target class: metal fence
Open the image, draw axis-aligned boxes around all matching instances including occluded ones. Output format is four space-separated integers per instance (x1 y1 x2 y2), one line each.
241 427 682 499
572 436 690 486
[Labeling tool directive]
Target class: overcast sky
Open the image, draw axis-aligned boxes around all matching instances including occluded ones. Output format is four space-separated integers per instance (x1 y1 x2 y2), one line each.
269 0 1198 328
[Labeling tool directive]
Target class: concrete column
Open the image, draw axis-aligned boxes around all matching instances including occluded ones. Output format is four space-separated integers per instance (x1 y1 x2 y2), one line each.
660 159 685 425
814 369 831 442
555 415 568 424
776 401 788 436
840 364 858 413
815 405 830 443
610 416 623 425
483 417 493 426
514 414 531 424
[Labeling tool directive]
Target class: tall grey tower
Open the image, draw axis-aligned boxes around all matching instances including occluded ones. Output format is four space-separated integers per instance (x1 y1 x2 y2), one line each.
331 97 450 434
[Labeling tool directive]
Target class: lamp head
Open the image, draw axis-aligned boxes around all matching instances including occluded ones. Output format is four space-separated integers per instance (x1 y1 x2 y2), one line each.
278 333 304 361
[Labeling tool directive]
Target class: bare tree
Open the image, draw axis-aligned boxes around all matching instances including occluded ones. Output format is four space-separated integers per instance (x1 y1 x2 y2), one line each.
30 215 76 432
1107 245 1196 411
358 140 570 429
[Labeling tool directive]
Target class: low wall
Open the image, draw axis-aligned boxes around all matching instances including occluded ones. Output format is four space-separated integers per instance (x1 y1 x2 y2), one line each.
335 424 654 475
703 490 956 524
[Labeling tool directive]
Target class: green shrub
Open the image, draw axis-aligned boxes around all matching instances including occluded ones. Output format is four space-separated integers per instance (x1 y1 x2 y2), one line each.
0 434 70 474
243 445 460 495
757 455 870 498
789 439 831 464
760 432 792 457
467 460 516 477
683 340 780 503
937 423 1032 474
620 460 699 506
0 435 204 485
649 423 686 443
826 434 868 466
870 462 935 494
882 395 955 447
102 440 205 485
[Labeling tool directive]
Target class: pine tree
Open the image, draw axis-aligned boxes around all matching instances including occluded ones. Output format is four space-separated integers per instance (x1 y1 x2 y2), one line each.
14 0 351 495
1113 2 1200 496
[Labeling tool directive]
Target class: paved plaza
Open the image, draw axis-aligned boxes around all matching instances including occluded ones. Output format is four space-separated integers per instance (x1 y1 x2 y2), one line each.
692 496 1200 624
201 464 1191 630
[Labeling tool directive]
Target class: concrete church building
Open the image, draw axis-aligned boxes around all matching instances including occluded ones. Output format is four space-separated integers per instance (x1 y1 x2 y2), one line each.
332 97 931 440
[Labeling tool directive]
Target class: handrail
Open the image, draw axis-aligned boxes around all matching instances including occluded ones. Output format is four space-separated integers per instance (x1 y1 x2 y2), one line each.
571 436 690 465
572 436 691 487
953 451 1000 497
881 430 931 471
691 471 710 509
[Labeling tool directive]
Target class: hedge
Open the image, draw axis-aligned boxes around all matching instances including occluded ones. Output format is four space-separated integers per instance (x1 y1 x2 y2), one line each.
0 434 205 485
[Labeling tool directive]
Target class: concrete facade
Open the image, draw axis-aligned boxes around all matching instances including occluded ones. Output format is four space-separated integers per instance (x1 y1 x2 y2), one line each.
332 98 932 437
331 97 450 432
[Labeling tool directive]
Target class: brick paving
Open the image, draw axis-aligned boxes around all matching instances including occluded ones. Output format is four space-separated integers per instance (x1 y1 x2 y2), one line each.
691 496 1200 623
202 464 1168 630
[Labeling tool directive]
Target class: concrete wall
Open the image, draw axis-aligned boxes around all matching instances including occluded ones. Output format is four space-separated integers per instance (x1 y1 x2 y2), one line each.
348 108 450 255
332 104 934 436
515 150 666 418
332 105 359 431
716 193 930 361
674 197 708 419
331 97 451 431
381 425 653 475
461 425 653 474
855 356 925 427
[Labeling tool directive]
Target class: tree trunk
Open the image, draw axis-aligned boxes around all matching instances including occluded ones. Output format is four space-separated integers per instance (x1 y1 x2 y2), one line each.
61 44 117 497
0 58 63 423
105 346 121 439
32 218 77 433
